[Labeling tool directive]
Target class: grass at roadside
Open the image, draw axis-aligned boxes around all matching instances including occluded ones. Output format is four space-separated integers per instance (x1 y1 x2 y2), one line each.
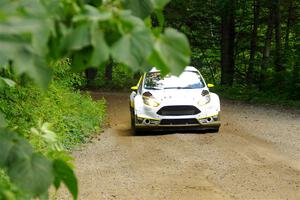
212 85 300 109
0 60 106 150
0 59 106 197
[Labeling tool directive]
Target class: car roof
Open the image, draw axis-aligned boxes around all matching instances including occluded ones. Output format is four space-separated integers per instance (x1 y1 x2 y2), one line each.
149 66 199 73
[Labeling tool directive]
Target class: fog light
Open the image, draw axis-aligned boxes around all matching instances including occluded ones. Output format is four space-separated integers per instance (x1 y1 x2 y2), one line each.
136 117 144 124
137 115 160 125
213 115 219 121
199 115 218 124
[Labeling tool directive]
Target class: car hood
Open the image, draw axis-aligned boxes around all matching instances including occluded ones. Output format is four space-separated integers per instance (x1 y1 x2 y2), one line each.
146 88 206 106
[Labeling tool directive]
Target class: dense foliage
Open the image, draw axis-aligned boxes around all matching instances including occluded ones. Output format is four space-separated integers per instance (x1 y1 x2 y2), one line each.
0 60 105 199
86 63 140 90
85 0 299 107
0 60 105 149
0 0 190 89
164 0 300 104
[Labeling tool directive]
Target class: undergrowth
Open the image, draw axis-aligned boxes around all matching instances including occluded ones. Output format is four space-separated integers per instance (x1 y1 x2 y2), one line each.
87 63 140 90
213 85 300 109
0 59 106 198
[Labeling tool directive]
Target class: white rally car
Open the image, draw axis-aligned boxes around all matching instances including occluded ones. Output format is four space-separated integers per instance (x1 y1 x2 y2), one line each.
130 66 221 133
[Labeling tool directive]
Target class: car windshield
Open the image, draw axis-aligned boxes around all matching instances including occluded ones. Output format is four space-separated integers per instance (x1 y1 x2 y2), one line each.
144 71 205 90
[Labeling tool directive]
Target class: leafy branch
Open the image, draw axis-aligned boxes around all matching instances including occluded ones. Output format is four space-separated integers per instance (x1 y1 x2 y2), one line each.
0 0 191 199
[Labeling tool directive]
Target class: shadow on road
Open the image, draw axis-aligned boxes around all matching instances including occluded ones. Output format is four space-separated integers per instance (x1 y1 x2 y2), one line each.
117 128 219 137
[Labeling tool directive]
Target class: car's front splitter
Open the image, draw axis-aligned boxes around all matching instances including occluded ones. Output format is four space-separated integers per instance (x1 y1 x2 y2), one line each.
135 114 221 131
135 121 221 131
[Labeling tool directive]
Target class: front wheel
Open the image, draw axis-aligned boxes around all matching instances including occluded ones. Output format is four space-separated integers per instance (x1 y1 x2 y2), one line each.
130 107 136 129
130 109 143 135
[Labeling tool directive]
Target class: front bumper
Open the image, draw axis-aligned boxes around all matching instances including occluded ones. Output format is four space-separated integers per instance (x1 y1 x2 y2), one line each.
135 113 221 130
134 94 221 131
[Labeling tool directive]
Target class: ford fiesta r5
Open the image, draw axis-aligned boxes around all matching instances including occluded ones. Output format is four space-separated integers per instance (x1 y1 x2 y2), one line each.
129 66 221 133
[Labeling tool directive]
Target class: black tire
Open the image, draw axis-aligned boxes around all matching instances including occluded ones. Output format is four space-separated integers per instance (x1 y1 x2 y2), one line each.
130 107 136 130
130 107 143 135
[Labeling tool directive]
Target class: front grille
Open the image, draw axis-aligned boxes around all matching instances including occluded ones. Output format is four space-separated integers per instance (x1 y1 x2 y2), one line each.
160 118 199 125
157 106 200 116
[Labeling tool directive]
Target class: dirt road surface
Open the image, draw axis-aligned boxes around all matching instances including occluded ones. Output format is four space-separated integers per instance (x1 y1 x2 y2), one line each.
58 92 300 200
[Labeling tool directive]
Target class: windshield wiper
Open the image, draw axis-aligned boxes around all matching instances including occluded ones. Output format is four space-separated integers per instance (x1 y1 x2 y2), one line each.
146 87 162 90
163 87 193 89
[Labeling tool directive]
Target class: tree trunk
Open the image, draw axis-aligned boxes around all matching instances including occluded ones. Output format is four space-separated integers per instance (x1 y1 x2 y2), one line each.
260 3 274 88
221 0 235 86
105 59 113 81
291 55 300 99
284 0 293 51
247 0 260 86
273 0 283 73
85 68 98 86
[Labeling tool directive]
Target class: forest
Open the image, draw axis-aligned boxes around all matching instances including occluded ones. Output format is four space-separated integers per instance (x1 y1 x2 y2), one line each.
0 0 299 199
164 0 300 105
88 0 300 106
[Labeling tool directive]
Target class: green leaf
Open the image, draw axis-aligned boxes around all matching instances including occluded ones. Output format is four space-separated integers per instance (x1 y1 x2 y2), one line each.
150 0 171 10
73 5 112 22
39 192 49 200
62 23 91 53
111 16 153 71
0 0 54 88
0 35 52 89
0 190 16 200
8 153 54 197
0 77 16 88
0 131 33 167
122 0 170 19
0 131 54 197
90 22 109 66
71 47 93 71
62 21 110 69
148 28 191 75
0 113 6 128
31 122 58 144
23 56 52 89
84 0 103 7
123 0 153 19
151 10 165 35
53 175 61 189
53 159 78 200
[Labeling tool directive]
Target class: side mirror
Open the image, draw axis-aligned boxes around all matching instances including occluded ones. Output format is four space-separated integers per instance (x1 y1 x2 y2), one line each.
207 83 214 88
131 86 138 91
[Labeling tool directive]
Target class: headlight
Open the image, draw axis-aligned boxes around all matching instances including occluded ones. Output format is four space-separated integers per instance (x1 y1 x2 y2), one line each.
198 95 211 106
143 97 160 107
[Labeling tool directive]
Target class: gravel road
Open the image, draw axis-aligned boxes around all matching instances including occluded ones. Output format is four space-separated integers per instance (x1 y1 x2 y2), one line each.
58 92 300 200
